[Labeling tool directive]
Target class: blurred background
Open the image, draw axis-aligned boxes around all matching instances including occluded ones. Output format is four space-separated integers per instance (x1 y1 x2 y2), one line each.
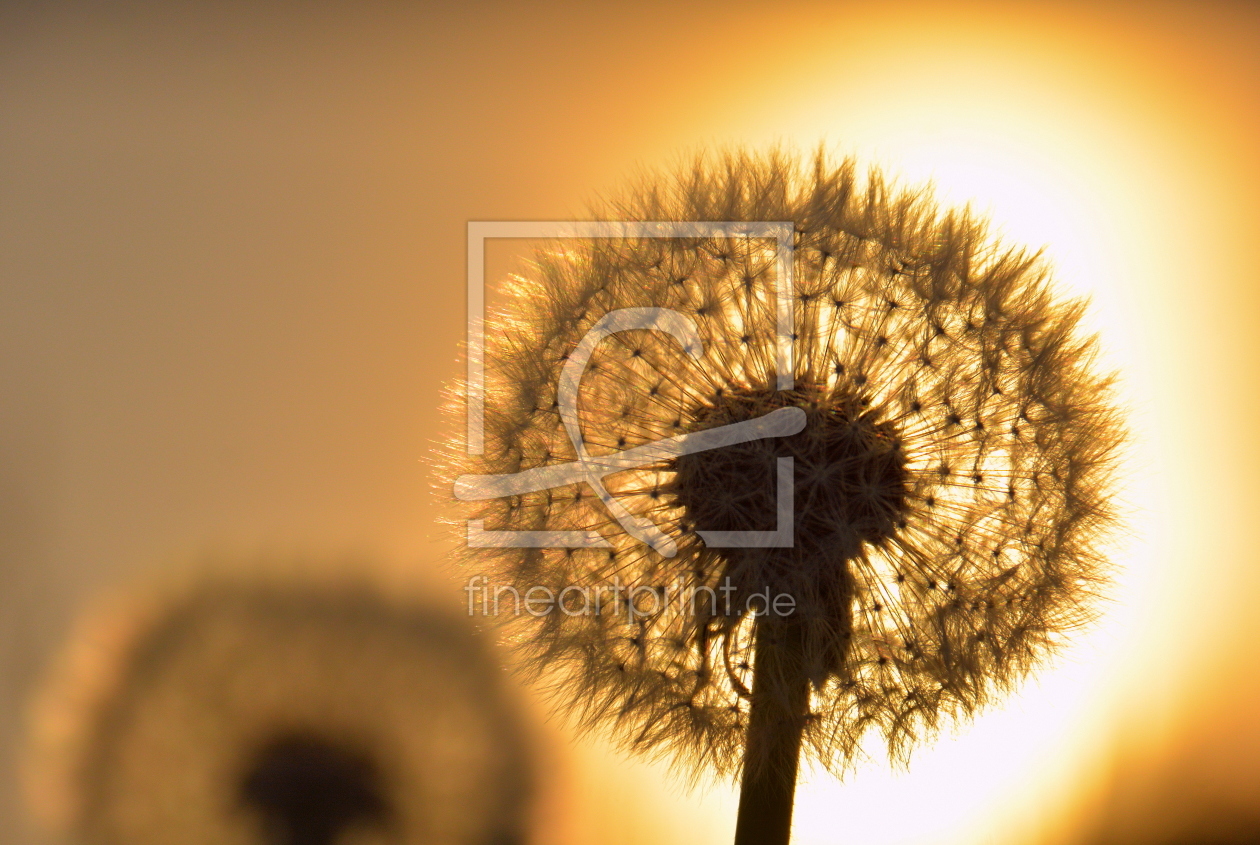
2 1 1259 843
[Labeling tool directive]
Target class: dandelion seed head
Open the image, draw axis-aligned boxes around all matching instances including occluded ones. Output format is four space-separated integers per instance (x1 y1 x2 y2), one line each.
26 570 533 844
455 149 1125 779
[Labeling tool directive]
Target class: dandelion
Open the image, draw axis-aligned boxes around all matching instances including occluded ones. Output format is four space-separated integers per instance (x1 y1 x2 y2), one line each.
25 568 534 845
455 149 1124 844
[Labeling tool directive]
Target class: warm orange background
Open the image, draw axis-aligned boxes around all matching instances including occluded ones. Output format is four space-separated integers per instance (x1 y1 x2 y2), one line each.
3 2 1259 843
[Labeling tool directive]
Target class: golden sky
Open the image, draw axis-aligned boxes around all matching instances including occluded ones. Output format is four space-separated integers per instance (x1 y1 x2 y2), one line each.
2 2 1259 844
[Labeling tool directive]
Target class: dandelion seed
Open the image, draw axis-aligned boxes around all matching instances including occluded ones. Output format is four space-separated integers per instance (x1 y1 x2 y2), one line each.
453 149 1125 845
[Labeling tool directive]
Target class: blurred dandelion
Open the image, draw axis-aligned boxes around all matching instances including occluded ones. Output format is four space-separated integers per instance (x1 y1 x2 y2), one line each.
25 566 534 845
454 149 1124 844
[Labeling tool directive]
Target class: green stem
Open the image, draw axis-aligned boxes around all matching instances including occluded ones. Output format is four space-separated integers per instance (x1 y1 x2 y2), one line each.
732 617 811 845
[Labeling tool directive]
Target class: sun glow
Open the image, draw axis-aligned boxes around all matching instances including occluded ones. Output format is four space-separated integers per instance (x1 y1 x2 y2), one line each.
654 6 1240 844
522 6 1258 839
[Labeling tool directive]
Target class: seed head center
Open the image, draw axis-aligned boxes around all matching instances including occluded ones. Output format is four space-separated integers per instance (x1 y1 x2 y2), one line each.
670 383 910 559
241 733 390 845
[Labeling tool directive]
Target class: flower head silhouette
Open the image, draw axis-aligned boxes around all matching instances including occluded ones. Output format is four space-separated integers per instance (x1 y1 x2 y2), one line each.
456 149 1124 843
25 567 534 845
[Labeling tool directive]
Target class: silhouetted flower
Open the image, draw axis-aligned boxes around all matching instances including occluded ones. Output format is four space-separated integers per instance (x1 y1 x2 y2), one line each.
454 149 1123 841
26 567 533 845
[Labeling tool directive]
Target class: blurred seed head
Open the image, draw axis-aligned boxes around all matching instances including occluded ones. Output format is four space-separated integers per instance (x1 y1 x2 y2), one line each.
454 148 1125 779
25 564 534 845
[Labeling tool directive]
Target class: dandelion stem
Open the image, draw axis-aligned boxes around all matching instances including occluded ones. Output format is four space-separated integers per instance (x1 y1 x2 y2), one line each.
733 617 812 845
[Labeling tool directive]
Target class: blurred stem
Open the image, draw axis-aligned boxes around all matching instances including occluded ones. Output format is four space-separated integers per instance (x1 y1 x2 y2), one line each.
733 617 811 845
